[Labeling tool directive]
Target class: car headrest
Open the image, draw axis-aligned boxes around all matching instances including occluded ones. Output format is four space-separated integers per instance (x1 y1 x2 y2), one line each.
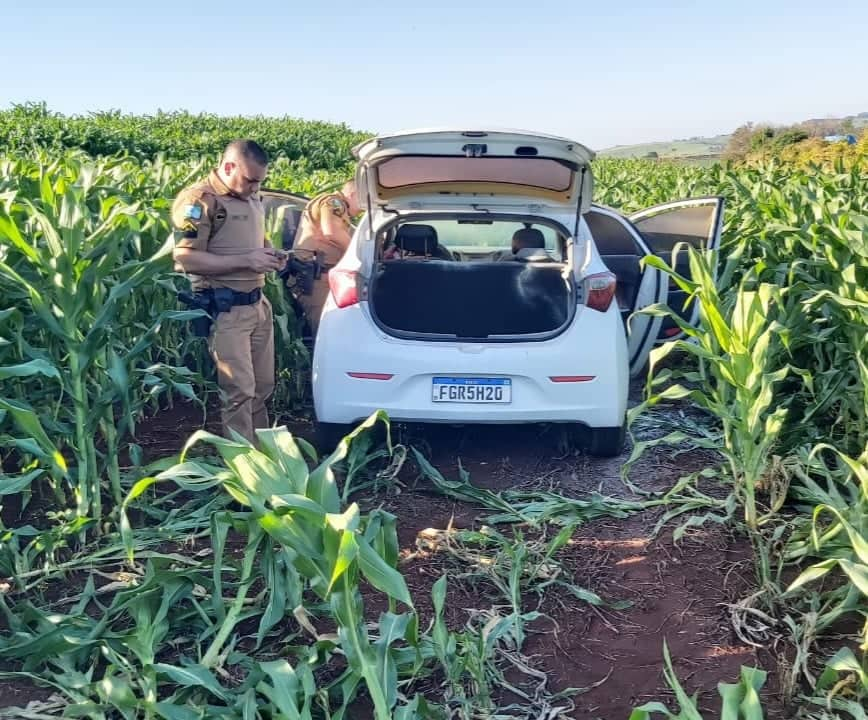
512 228 546 251
396 224 439 255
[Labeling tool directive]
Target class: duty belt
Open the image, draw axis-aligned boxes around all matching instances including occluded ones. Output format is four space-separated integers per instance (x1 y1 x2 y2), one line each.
216 287 262 306
178 286 264 337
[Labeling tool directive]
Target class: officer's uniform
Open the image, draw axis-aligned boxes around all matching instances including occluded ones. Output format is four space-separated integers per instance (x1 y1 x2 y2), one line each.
171 170 274 443
290 191 353 336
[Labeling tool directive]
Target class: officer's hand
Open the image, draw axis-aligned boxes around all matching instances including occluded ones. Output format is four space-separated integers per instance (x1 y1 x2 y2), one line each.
248 248 286 273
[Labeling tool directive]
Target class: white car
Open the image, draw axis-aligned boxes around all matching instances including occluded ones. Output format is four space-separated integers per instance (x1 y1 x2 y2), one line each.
261 129 723 456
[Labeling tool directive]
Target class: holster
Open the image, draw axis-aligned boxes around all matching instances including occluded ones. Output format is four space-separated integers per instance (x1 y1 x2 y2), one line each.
283 250 325 295
177 287 262 337
177 290 214 337
211 287 237 314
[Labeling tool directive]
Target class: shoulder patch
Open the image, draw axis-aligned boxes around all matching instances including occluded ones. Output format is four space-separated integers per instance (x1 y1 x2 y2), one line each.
172 186 211 233
327 196 346 215
183 203 203 220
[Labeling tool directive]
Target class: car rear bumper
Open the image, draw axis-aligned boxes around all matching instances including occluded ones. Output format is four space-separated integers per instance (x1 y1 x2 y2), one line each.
311 303 628 428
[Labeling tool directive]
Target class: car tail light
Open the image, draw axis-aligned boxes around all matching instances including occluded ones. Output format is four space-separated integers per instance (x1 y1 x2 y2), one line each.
584 272 617 312
347 372 394 380
328 269 359 308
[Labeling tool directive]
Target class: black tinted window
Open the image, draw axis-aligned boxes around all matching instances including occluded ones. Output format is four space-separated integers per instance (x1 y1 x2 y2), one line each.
585 212 639 255
634 205 715 254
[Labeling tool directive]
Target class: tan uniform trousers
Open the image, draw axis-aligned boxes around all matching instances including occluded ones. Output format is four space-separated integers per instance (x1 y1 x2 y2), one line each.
295 274 331 337
208 296 275 443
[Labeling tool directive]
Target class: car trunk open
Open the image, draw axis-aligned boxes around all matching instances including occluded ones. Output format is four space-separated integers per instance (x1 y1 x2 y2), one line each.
353 129 595 214
352 130 593 341
368 260 574 340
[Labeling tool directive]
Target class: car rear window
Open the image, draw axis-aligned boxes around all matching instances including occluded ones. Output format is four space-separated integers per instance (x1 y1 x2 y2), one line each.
424 220 560 252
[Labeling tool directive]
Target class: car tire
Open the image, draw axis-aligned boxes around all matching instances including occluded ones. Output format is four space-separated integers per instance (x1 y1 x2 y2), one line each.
586 423 626 458
315 421 354 455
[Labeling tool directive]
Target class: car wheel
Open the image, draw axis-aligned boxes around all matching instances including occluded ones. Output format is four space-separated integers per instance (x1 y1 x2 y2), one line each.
315 421 354 455
586 423 626 458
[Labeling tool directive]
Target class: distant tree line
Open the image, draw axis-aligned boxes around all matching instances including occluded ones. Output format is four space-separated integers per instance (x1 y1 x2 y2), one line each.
724 115 866 162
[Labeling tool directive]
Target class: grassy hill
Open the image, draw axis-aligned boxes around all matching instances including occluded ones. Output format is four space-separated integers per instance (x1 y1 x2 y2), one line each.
599 134 730 159
599 112 868 161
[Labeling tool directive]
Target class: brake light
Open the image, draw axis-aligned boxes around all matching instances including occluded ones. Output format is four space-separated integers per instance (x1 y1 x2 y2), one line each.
584 272 617 312
347 372 393 380
328 269 359 308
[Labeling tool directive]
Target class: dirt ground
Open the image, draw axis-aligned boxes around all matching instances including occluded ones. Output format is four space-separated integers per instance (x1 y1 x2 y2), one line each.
373 421 784 719
0 385 790 719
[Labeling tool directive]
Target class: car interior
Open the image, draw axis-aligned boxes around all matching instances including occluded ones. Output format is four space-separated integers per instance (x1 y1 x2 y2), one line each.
379 221 566 263
582 210 645 315
370 221 572 337
389 223 456 261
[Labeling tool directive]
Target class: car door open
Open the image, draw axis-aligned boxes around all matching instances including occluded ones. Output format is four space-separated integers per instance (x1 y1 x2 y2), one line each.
585 207 667 378
259 189 310 250
629 197 725 343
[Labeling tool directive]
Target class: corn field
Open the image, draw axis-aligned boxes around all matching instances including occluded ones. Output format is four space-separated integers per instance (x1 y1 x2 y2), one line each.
0 116 866 719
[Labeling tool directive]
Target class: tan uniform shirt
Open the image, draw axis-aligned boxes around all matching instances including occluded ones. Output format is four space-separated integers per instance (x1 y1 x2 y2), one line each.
171 170 266 292
293 192 353 267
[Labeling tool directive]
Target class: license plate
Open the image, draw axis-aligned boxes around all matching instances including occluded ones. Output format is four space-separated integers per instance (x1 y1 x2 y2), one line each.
431 377 512 403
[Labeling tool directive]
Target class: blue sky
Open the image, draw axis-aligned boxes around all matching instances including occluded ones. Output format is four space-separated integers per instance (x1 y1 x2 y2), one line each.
3 0 866 150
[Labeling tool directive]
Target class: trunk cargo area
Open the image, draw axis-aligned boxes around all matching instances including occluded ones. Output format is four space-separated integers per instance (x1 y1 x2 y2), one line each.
369 261 572 338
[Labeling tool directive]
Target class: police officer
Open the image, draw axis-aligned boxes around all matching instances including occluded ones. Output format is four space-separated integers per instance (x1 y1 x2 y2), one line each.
171 139 286 443
289 180 361 336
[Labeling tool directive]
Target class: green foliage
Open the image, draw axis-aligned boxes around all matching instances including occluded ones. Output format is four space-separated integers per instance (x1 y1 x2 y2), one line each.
629 642 768 719
1 415 589 718
1 417 431 719
0 152 201 525
0 109 866 718
768 128 810 150
0 101 369 171
722 117 867 166
0 148 352 532
613 157 868 714
784 445 868 710
600 159 868 457
633 252 792 531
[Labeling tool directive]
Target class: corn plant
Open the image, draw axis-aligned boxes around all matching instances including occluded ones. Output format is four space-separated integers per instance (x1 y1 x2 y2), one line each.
413 447 662 526
783 444 868 708
1 414 439 719
628 641 769 720
0 153 200 526
600 161 867 462
631 248 792 532
430 573 518 715
118 412 430 720
0 128 865 720
721 165 868 455
0 102 368 171
614 160 868 715
800 647 868 719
